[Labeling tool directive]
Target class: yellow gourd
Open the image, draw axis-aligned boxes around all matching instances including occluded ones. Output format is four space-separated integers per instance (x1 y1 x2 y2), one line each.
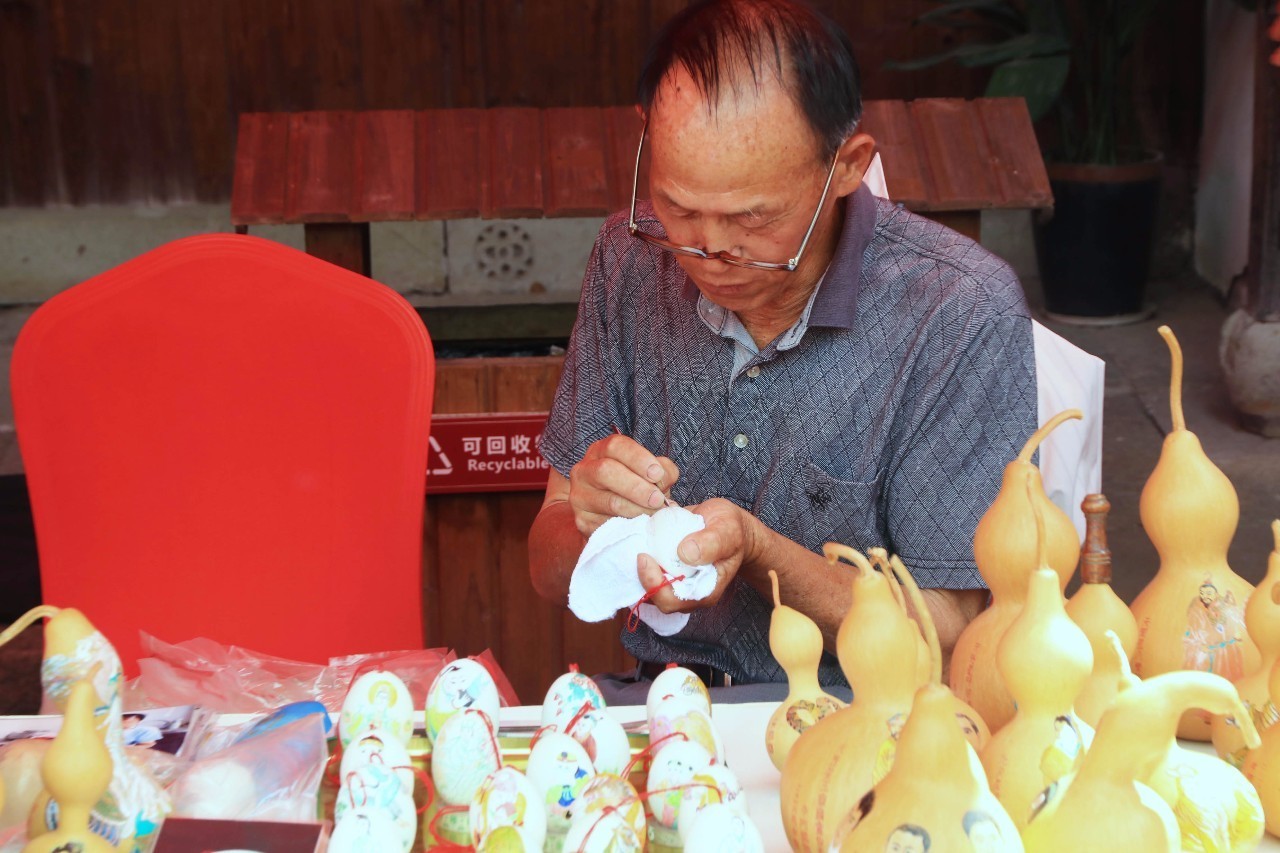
951 409 1084 733
1241 583 1280 835
1065 494 1140 728
871 548 933 687
1213 520 1280 767
0 606 169 851
22 677 115 853
981 475 1095 831
1130 326 1259 741
765 569 846 771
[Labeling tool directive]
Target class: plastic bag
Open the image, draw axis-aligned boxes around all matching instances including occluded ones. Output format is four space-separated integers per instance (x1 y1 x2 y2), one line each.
122 634 520 712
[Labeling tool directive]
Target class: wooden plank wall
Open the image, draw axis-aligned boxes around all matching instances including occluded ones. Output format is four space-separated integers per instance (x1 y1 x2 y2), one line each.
0 0 1026 207
426 355 632 705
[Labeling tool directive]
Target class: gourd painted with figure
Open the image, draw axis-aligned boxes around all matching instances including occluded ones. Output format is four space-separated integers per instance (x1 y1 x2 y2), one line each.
1129 326 1259 741
1065 494 1139 728
980 474 1095 831
832 555 1017 851
950 409 1084 733
1212 520 1280 767
764 570 846 771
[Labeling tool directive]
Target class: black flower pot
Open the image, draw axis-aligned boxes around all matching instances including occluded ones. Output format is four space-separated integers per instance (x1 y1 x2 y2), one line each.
1033 157 1163 324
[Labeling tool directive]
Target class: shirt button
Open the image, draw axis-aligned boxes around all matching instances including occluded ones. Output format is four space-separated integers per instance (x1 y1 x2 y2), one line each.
746 365 761 378
733 433 749 449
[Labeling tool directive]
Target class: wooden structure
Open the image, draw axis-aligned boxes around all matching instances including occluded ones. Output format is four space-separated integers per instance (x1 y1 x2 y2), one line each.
231 99 1052 273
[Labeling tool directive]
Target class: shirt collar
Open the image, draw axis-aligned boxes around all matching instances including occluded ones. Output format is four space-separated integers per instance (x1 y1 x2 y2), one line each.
680 181 877 329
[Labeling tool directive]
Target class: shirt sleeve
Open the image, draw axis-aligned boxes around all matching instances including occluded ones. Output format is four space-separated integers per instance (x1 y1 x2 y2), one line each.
884 309 1038 589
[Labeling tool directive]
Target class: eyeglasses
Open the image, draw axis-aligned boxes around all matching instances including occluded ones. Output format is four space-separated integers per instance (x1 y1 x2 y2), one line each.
627 119 840 272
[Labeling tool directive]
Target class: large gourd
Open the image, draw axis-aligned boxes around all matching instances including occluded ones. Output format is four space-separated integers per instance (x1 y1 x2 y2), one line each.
1130 326 1259 741
22 677 115 853
1022 669 1256 852
950 409 1084 733
981 475 1095 831
764 569 846 771
1065 494 1139 728
1241 583 1280 835
1212 520 1280 767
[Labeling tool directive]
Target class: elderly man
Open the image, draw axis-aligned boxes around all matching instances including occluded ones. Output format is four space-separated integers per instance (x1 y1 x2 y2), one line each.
529 0 1036 692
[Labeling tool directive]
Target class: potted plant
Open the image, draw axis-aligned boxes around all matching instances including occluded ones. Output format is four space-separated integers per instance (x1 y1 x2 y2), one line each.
889 0 1164 323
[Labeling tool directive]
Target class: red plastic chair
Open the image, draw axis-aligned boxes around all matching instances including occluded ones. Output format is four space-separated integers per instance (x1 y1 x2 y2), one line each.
11 235 435 674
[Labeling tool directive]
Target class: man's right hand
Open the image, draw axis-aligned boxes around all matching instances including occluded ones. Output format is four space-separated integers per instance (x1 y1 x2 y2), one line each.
565 434 680 538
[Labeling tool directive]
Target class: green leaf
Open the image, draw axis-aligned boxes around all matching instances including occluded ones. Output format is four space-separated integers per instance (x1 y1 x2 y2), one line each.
985 55 1070 121
952 32 1069 67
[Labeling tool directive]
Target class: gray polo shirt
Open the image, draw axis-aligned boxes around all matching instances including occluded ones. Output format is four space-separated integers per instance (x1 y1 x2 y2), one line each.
541 182 1037 685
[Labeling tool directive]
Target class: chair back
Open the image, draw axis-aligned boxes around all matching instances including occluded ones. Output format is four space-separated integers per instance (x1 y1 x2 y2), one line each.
11 235 435 672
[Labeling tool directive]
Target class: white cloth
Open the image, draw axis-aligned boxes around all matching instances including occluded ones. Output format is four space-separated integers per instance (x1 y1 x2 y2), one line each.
569 507 718 637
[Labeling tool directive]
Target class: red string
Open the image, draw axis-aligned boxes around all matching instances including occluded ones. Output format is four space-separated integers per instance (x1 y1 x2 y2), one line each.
626 574 686 632
426 803 472 851
621 730 689 779
563 700 594 737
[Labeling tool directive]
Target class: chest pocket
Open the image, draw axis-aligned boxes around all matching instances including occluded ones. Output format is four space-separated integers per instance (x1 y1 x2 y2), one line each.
782 462 885 555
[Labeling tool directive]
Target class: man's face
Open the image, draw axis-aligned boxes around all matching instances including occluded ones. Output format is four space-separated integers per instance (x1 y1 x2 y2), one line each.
646 64 837 316
885 828 926 853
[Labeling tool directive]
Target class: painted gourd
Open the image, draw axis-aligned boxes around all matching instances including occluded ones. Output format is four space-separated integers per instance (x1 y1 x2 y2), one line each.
1064 494 1139 728
981 475 1095 831
950 409 1084 733
779 545 925 853
764 570 846 771
868 548 990 751
1241 583 1280 836
22 677 116 853
1024 665 1259 852
1130 326 1259 741
1213 520 1280 767
0 606 169 851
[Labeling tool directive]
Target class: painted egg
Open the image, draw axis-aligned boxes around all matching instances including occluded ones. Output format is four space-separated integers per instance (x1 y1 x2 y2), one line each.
564 806 644 853
644 506 706 573
575 774 646 844
676 764 746 843
470 766 547 851
646 665 711 720
340 728 414 792
477 824 535 852
563 709 631 776
334 764 416 852
339 670 414 749
681 802 765 852
646 740 713 830
432 708 502 806
525 732 596 831
426 658 502 744
541 667 607 728
328 805 404 853
649 705 724 763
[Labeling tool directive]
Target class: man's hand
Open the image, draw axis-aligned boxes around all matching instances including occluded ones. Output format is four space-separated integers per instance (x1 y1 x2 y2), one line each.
566 434 680 539
638 498 762 613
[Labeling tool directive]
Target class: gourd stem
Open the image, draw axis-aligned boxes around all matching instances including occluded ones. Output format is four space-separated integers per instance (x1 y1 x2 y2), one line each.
890 555 943 686
1017 408 1084 463
868 548 908 612
769 569 781 607
1105 629 1140 691
1158 325 1186 432
0 604 60 649
823 542 872 578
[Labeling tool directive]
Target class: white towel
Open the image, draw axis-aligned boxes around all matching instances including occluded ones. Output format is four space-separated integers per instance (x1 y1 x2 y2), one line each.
568 506 718 636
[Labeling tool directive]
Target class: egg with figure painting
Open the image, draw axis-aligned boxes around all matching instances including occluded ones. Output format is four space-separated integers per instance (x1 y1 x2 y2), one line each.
562 708 631 776
328 805 404 853
334 764 416 852
470 766 546 851
649 705 724 762
340 729 414 791
432 708 502 806
676 763 746 843
574 773 646 845
646 664 711 720
525 732 596 831
682 802 765 852
426 658 502 744
646 740 714 831
564 805 644 853
541 667 607 729
339 670 414 749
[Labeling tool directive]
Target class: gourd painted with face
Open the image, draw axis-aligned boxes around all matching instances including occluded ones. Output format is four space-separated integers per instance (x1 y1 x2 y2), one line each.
1129 326 1259 741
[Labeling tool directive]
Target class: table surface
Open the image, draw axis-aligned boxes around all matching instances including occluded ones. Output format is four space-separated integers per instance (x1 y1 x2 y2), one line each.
497 701 1280 853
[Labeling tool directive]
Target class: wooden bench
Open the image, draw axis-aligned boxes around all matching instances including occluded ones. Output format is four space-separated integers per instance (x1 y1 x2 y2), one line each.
228 101 1050 702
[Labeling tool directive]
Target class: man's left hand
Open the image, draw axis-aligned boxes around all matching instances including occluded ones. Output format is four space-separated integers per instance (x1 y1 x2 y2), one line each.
637 498 761 613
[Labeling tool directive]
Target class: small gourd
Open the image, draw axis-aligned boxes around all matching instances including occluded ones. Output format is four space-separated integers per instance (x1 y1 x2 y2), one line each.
1212 520 1280 767
1024 665 1260 852
1241 583 1280 835
981 474 1095 831
780 545 920 853
1064 494 1139 728
764 570 846 771
23 677 115 853
951 409 1084 733
1130 326 1259 741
